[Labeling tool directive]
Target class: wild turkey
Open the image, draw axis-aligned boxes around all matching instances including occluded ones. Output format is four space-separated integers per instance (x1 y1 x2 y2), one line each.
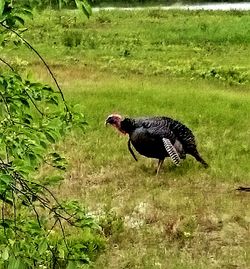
105 114 208 175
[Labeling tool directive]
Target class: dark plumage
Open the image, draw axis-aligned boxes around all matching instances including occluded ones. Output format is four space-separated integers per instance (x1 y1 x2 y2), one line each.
106 114 208 174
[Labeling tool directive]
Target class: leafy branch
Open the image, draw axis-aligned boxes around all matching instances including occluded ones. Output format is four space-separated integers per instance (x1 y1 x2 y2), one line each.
0 0 105 268
0 22 69 114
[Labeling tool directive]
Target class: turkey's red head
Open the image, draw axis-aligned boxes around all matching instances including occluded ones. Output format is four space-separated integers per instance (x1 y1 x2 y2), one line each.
105 114 126 134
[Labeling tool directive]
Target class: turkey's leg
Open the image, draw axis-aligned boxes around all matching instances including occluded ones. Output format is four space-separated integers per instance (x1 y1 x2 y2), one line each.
156 159 164 176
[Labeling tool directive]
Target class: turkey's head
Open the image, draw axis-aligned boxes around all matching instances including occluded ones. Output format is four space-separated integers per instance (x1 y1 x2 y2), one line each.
105 114 126 134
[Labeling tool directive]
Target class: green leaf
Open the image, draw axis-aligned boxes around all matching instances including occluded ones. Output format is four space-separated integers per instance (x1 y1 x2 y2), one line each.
19 167 34 175
51 152 61 158
44 175 64 186
20 97 30 107
0 0 5 17
45 131 56 144
28 153 38 164
8 256 21 269
0 192 13 205
19 8 33 18
38 240 48 254
47 95 59 105
75 0 92 19
42 85 54 92
0 174 12 185
0 220 9 228
2 248 9 261
13 160 33 174
39 140 48 149
66 261 77 269
12 15 25 26
58 246 65 259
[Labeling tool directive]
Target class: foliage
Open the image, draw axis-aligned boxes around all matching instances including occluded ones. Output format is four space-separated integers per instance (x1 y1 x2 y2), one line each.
16 0 92 17
0 199 105 268
0 0 106 268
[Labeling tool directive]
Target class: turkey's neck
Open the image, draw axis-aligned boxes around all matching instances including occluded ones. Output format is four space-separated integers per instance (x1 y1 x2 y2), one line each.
120 118 136 134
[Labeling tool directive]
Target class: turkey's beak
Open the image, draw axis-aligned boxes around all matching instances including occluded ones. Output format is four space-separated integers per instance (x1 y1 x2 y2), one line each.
105 118 110 126
105 117 114 127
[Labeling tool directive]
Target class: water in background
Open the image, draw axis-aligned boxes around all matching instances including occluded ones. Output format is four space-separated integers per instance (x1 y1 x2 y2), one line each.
93 2 250 11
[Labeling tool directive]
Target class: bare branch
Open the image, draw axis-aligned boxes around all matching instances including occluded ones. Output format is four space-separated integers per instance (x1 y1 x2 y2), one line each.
0 57 15 71
23 88 44 116
57 217 70 253
11 189 17 237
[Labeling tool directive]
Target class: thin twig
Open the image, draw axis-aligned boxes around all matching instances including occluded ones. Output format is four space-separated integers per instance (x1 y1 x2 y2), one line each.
16 175 50 205
10 183 42 228
43 218 61 269
11 189 17 237
24 180 66 211
0 57 15 71
23 88 44 116
57 217 70 253
46 218 59 238
0 91 13 122
15 176 76 225
0 157 11 169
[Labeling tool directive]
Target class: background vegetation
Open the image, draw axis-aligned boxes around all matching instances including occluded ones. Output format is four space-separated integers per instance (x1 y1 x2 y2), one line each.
16 0 250 10
1 5 250 269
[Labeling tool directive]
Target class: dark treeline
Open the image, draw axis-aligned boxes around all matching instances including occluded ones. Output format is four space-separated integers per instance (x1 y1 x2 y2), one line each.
17 0 250 9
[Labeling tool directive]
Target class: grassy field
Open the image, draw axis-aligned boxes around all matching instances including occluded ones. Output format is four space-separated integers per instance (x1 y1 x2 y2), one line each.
2 9 250 268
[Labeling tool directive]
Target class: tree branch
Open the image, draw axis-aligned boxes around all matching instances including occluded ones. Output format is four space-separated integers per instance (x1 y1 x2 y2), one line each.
0 91 13 123
0 22 69 113
0 57 15 71
23 88 44 116
10 183 42 228
57 217 70 253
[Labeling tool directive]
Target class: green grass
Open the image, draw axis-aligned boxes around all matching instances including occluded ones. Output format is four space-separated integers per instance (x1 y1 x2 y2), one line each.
58 72 250 268
2 9 250 269
5 9 250 84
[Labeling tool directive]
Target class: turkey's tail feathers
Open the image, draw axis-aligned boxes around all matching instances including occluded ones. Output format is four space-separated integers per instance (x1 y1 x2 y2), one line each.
128 139 138 161
162 138 180 166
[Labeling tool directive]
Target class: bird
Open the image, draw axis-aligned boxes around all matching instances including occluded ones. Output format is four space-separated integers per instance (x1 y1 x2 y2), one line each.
105 114 208 175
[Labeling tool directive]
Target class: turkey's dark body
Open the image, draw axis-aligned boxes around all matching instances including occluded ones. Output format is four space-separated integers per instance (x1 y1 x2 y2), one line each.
130 127 167 160
120 116 208 167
